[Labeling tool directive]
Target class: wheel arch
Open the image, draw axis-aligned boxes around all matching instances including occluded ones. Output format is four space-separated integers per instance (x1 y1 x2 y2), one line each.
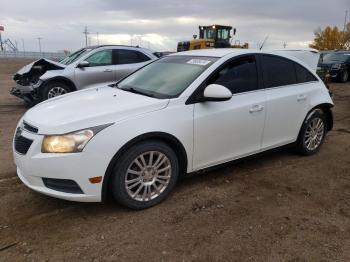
306 103 333 131
41 76 77 92
101 132 188 202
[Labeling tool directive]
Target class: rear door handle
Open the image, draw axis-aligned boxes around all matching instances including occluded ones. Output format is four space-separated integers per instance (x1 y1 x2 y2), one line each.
249 104 264 113
103 69 113 73
297 94 307 101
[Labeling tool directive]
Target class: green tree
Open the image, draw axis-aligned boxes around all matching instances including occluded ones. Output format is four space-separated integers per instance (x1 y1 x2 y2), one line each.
309 23 350 50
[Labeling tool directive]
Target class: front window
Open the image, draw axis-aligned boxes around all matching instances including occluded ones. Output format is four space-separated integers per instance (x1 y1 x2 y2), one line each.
117 56 218 98
323 53 350 63
59 48 92 65
217 29 230 40
203 29 216 39
85 50 113 66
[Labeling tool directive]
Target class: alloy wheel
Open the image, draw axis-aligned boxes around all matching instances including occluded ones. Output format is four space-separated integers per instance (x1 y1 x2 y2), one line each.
47 86 68 98
304 117 325 151
125 151 172 202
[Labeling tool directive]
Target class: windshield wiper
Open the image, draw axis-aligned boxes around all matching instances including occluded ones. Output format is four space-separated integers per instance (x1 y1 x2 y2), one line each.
121 87 155 98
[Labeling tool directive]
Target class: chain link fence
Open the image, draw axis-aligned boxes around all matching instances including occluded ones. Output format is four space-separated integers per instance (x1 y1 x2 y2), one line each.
0 51 67 61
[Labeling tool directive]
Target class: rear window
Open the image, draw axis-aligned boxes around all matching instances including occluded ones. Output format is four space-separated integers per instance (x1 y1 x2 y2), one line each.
116 50 150 64
261 55 297 88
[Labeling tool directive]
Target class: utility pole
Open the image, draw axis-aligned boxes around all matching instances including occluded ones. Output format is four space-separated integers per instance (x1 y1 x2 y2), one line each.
21 39 25 53
83 26 89 47
137 35 142 47
37 37 42 53
344 10 349 32
0 25 4 51
0 32 3 51
96 32 100 45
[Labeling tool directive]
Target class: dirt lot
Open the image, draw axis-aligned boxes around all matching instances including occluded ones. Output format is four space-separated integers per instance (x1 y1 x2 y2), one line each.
0 58 349 262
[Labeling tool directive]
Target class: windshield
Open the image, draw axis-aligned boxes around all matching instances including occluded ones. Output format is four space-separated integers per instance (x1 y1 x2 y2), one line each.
59 48 92 65
117 56 218 98
323 53 350 63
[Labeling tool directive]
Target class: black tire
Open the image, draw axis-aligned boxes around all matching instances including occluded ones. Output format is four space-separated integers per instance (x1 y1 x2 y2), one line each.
40 81 71 102
110 140 179 209
340 70 348 83
295 109 327 156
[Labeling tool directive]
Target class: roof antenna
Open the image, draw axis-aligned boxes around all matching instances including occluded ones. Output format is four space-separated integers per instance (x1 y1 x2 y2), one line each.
259 35 269 50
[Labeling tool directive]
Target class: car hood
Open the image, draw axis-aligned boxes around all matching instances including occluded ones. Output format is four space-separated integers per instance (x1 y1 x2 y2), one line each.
320 60 344 66
23 86 169 134
16 58 66 75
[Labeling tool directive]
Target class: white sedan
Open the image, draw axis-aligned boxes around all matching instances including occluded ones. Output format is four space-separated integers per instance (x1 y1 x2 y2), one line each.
13 49 333 209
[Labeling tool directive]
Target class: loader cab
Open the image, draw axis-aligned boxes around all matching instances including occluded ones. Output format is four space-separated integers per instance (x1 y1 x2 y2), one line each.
199 25 233 48
199 25 232 41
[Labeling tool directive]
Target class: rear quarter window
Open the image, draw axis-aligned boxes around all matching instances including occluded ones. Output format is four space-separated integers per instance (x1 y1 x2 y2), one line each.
295 63 318 83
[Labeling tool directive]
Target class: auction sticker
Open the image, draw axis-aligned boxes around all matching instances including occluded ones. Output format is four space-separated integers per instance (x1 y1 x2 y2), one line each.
187 59 211 66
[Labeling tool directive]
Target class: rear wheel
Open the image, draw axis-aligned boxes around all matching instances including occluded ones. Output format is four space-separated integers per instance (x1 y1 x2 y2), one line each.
296 110 327 155
40 82 71 101
110 140 179 209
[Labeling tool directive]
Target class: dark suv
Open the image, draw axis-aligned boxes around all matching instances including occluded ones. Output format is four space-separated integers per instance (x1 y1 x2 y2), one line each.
318 51 350 82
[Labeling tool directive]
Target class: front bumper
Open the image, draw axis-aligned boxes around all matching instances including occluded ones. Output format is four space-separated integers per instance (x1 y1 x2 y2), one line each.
329 69 341 79
13 127 103 202
10 83 34 98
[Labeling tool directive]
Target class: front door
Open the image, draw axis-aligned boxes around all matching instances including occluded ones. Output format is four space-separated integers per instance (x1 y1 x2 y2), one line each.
74 49 116 89
193 55 266 170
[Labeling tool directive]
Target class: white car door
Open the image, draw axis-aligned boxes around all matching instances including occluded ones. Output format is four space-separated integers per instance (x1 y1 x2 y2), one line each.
74 49 116 90
260 54 318 150
193 55 266 170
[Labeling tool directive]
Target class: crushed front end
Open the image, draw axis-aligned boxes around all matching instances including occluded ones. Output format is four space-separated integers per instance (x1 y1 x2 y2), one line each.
10 59 65 105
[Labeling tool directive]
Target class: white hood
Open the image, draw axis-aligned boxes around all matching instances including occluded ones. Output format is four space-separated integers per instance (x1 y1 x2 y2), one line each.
23 86 169 134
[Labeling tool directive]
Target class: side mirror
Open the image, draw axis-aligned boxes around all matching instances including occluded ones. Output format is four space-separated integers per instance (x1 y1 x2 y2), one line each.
77 61 89 68
201 84 232 102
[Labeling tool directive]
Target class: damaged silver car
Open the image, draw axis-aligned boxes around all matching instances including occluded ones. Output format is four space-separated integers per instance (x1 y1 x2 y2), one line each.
11 45 159 105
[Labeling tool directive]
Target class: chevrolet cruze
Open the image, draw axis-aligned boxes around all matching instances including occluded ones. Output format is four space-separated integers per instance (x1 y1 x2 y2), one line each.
13 49 333 209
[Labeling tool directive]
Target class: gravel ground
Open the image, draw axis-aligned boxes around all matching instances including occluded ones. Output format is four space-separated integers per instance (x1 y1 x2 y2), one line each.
0 58 349 262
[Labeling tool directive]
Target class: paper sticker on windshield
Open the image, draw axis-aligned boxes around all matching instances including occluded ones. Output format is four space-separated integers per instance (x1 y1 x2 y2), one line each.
186 59 211 66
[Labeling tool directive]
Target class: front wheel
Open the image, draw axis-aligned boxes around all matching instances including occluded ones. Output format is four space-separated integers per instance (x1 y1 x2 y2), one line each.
40 82 71 101
340 70 348 83
111 141 179 209
296 110 327 155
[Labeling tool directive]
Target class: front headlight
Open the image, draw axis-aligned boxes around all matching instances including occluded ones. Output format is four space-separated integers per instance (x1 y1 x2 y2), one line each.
41 124 112 153
331 63 342 69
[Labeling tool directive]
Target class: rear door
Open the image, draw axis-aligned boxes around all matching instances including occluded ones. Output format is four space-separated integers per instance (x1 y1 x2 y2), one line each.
114 49 152 81
74 49 116 89
193 55 266 170
260 54 319 149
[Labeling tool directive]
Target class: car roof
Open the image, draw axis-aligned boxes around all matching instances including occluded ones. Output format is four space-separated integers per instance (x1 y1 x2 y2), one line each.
333 51 350 54
86 45 156 54
170 48 319 58
169 48 248 58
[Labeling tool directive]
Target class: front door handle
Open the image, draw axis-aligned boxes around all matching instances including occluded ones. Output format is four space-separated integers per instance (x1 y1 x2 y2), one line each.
103 69 113 73
297 94 307 101
249 104 264 113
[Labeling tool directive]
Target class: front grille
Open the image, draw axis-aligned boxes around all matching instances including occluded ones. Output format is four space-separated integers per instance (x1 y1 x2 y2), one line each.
23 121 38 133
42 178 84 194
14 130 33 155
